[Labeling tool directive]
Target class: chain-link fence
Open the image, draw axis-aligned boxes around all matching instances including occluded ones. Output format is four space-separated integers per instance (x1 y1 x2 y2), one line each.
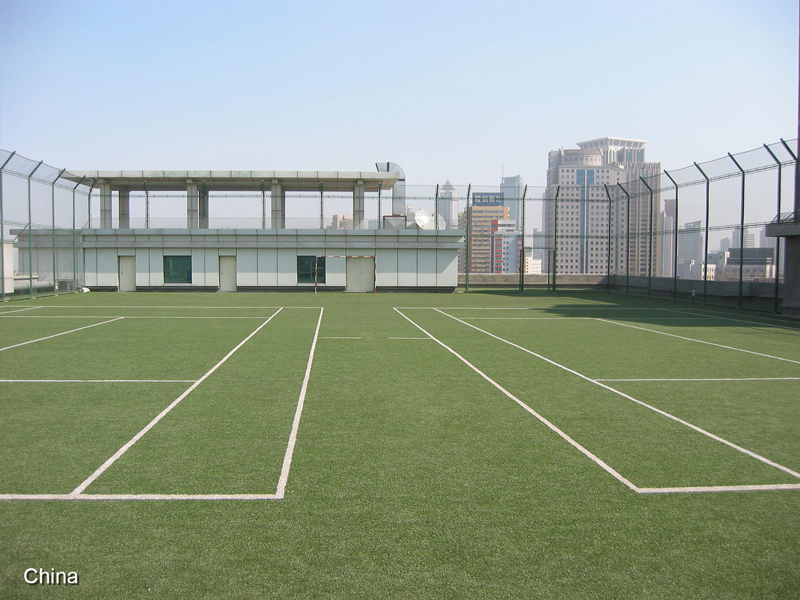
2 140 797 308
0 150 90 299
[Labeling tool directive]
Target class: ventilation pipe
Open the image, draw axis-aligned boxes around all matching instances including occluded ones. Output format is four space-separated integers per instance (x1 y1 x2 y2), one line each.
376 162 406 216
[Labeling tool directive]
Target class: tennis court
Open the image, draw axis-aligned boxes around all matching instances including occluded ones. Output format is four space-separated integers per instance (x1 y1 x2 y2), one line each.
0 291 798 598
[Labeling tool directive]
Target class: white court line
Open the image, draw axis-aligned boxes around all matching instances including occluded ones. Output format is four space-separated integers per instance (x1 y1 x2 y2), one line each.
389 337 434 340
433 308 800 488
70 308 284 496
394 308 641 493
275 307 324 499
463 317 710 321
31 305 321 309
662 308 800 332
319 336 360 339
0 493 281 501
597 377 800 382
597 318 800 365
395 307 665 311
0 379 195 383
0 317 125 352
0 306 42 315
637 483 800 494
0 315 268 319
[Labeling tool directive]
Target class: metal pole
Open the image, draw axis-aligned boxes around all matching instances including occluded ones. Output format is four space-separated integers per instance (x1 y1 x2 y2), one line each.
28 160 44 298
729 152 746 309
0 151 16 302
144 180 150 228
519 185 527 293
617 182 630 295
52 168 66 295
764 143 783 312
465 184 471 292
319 183 324 230
72 176 85 292
664 170 680 301
604 184 613 293
640 177 654 298
434 184 440 231
553 186 560 292
261 181 266 229
377 186 382 229
694 162 711 304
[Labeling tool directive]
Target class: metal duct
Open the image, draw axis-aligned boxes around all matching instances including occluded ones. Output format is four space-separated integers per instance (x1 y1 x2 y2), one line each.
376 162 406 216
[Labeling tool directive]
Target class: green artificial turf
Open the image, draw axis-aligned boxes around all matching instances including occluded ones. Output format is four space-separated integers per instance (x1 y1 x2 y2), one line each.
0 290 798 599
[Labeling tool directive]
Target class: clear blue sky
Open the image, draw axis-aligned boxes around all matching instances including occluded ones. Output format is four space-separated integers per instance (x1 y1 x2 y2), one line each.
1 0 797 187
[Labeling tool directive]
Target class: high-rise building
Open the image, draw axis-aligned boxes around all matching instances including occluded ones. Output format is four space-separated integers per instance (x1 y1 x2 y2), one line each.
501 175 524 231
677 220 703 279
659 198 676 277
438 180 459 229
459 194 508 273
543 138 661 275
490 219 522 273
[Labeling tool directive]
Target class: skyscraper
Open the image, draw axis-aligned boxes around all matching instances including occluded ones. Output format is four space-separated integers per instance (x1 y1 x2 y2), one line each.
501 175 524 231
438 180 459 229
543 138 661 275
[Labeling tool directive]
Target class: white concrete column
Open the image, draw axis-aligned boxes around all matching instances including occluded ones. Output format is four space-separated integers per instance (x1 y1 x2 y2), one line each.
187 181 199 229
119 188 130 229
353 180 365 230
271 180 285 229
99 182 113 229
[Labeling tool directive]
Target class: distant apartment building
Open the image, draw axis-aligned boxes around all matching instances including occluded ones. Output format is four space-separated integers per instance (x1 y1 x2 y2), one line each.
659 198 676 277
490 219 522 273
713 247 776 281
329 214 352 229
543 138 661 275
677 220 704 279
459 193 508 273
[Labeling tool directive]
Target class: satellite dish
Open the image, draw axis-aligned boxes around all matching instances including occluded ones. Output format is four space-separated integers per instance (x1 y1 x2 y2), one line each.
415 209 446 231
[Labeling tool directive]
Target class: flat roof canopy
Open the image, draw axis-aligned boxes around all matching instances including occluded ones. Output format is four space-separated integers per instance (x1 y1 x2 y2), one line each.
64 170 400 193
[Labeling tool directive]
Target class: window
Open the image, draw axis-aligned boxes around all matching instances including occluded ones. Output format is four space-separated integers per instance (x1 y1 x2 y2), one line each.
297 256 326 283
164 256 191 283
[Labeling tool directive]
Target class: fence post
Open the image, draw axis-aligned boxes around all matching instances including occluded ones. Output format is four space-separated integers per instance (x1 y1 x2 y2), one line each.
604 184 613 293
764 144 784 313
553 186 560 292
519 185 527 293
664 170 680 301
0 151 17 302
52 168 66 295
640 177 654 298
728 153 746 309
694 162 711 304
617 182 630 295
28 160 44 298
72 176 85 291
465 184 471 292
261 181 267 229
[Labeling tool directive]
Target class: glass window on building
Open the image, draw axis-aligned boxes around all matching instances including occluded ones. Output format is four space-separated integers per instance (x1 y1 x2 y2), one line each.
164 256 192 283
297 256 326 283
